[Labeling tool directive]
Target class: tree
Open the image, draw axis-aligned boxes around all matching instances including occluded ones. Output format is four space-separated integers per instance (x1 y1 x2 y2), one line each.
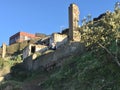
114 2 120 11
81 11 120 66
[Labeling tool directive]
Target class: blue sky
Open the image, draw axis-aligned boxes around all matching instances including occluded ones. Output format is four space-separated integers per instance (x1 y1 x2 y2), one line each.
0 0 117 45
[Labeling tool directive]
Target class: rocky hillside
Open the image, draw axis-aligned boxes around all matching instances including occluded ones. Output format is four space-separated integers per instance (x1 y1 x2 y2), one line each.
0 8 120 90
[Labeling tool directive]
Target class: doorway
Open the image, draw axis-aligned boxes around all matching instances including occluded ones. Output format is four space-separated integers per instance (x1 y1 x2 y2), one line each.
31 46 36 53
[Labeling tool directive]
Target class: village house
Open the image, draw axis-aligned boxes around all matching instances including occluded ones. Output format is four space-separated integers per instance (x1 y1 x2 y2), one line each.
1 3 81 60
37 32 68 48
9 32 46 45
22 32 68 59
9 32 36 45
23 44 48 60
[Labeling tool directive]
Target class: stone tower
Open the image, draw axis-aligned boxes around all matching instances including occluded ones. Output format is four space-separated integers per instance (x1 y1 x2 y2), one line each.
69 3 81 41
2 43 6 58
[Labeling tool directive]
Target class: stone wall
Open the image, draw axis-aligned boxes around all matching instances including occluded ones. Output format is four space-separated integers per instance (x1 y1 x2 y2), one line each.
23 42 85 71
23 44 48 60
50 33 68 48
69 3 81 41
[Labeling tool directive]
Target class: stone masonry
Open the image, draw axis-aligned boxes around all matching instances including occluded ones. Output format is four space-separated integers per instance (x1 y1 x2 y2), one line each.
69 3 81 41
49 33 68 48
2 43 6 58
24 42 85 71
23 44 48 60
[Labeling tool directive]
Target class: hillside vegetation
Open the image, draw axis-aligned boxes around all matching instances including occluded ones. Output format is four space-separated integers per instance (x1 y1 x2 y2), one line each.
0 8 120 90
39 10 120 90
34 10 120 90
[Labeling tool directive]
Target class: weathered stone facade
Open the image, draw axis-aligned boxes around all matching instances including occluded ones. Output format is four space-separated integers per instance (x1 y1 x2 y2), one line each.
23 42 85 71
69 4 81 41
2 43 6 58
50 33 68 48
23 44 48 60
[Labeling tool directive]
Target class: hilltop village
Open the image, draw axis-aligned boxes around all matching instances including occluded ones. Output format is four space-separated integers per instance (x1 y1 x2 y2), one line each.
0 2 120 90
0 3 108 71
0 4 81 61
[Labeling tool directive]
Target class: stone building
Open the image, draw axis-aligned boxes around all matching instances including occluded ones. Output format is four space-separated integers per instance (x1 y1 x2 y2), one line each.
22 32 68 60
37 33 68 49
49 33 68 48
69 3 81 41
23 44 48 60
23 3 81 60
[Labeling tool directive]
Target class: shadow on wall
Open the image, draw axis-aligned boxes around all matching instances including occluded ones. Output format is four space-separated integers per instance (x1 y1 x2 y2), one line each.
23 41 85 71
